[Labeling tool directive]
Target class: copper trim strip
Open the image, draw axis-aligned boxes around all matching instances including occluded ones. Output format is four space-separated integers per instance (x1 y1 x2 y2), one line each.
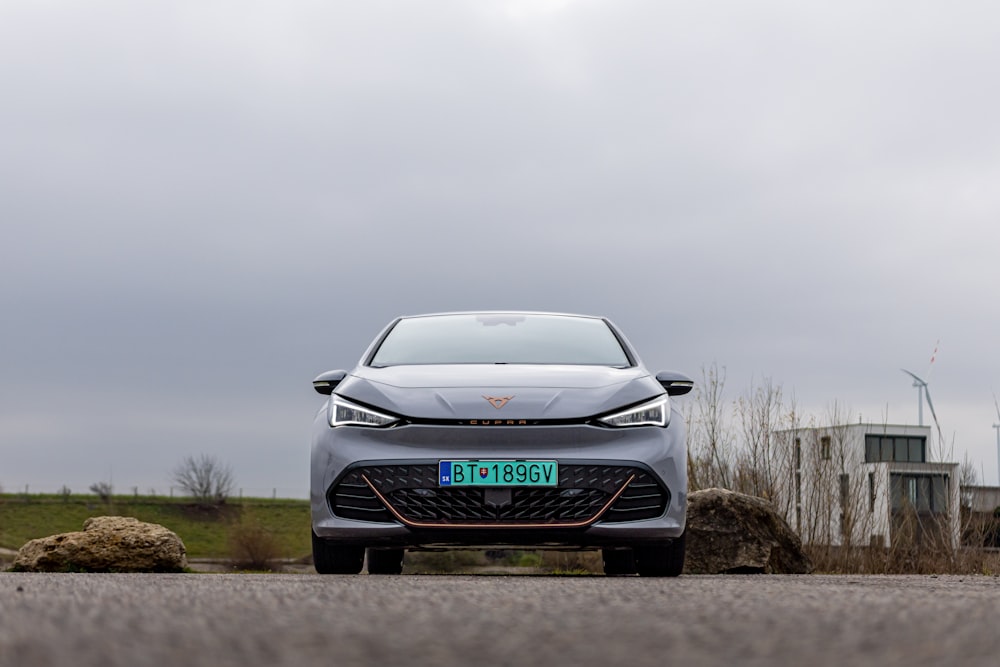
360 473 637 529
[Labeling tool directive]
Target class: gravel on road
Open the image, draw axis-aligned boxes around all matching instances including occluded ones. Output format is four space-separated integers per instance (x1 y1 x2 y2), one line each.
1 573 999 667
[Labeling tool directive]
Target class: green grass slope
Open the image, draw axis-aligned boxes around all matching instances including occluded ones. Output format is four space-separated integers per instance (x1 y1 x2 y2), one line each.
0 494 311 559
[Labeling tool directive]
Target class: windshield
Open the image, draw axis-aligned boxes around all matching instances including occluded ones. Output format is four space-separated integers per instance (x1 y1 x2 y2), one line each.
368 314 632 367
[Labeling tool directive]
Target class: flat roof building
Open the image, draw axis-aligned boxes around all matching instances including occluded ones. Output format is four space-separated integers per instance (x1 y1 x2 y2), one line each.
775 423 959 550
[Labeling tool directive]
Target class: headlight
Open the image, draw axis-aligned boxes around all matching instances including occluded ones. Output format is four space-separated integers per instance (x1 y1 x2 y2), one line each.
329 396 400 428
596 396 669 428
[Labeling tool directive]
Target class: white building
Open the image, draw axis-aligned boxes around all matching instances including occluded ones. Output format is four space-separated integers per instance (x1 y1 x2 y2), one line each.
775 423 959 550
963 486 1000 514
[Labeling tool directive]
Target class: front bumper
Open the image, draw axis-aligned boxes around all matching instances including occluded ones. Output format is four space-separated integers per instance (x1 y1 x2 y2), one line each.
310 415 687 548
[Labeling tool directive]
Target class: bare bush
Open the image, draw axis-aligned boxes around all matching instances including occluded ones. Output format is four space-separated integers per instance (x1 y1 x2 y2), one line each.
172 455 235 506
228 519 282 571
733 377 795 503
89 481 112 502
686 363 734 491
806 502 998 575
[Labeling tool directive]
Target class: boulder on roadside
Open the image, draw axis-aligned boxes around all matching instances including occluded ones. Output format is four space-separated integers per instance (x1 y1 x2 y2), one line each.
12 516 188 573
685 488 812 574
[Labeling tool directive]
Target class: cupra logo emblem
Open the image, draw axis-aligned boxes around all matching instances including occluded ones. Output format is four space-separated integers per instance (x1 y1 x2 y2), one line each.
483 395 514 409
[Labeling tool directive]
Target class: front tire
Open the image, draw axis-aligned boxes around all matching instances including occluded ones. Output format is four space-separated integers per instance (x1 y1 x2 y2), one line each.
312 531 364 574
366 548 405 575
634 532 685 577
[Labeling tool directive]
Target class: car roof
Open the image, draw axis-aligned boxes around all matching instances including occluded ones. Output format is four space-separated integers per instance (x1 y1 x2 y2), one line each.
397 311 607 321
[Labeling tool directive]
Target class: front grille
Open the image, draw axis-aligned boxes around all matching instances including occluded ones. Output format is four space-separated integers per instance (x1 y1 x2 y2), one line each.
328 463 668 527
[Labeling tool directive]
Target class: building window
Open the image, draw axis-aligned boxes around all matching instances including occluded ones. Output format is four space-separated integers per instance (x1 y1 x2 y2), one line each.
869 472 876 512
794 438 801 470
820 436 831 460
864 435 926 463
889 473 948 513
840 473 852 543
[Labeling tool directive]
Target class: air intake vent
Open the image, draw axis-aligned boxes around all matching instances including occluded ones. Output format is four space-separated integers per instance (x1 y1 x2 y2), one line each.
329 476 394 523
326 462 668 526
601 473 669 523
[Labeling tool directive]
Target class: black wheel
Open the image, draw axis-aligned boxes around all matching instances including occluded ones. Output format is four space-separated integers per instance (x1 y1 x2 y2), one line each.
366 548 405 575
312 531 364 574
602 548 637 576
634 532 685 577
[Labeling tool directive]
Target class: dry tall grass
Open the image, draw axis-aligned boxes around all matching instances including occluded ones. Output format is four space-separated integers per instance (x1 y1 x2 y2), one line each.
805 505 1000 574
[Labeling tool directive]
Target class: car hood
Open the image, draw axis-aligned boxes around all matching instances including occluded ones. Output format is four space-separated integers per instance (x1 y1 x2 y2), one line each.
333 365 663 420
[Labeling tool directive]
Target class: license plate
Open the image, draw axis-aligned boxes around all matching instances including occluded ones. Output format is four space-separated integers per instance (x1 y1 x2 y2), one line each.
439 460 558 487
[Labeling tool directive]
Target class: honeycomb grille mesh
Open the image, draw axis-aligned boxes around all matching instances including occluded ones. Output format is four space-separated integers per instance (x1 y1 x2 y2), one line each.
328 463 668 526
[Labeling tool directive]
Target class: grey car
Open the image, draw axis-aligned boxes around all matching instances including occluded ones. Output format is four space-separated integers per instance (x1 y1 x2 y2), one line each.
310 312 692 576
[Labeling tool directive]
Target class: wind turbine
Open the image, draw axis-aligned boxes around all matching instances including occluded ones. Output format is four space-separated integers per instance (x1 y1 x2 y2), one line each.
901 368 944 445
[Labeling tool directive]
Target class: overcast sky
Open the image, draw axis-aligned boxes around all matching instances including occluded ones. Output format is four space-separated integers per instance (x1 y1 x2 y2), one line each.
3 1 1000 497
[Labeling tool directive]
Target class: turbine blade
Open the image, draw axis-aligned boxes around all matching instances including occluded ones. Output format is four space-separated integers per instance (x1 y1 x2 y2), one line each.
901 369 926 385
993 391 1000 422
927 340 940 380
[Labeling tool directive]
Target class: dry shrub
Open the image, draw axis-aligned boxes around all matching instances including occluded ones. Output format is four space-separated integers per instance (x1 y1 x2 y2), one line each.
806 544 999 575
963 507 1000 549
228 519 282 572
806 507 1000 575
539 550 603 574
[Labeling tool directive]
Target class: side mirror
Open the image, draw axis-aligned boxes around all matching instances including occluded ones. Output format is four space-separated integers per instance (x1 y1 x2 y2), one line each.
656 370 693 396
313 370 348 395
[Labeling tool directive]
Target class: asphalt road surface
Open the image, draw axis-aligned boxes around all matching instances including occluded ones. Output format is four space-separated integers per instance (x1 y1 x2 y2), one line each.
1 573 999 667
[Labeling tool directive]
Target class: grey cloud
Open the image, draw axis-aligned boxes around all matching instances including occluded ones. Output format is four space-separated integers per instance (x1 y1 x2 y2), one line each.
3 1 1000 494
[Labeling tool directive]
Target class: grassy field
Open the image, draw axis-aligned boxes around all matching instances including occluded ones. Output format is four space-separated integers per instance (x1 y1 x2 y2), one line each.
0 494 311 560
0 494 590 574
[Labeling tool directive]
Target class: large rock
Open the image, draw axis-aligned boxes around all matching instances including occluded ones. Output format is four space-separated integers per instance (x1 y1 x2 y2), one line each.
685 488 812 574
12 516 188 573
